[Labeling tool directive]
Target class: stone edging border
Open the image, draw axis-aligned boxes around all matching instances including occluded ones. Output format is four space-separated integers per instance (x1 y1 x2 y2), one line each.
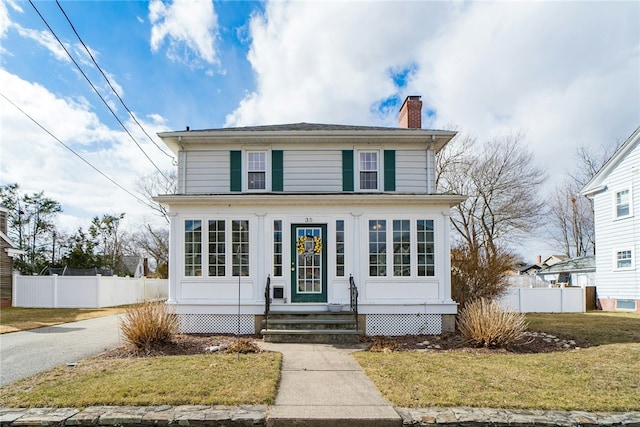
1 406 640 426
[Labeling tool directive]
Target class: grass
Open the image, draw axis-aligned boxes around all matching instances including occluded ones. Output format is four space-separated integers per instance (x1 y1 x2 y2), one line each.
355 311 640 412
0 352 282 408
0 306 129 334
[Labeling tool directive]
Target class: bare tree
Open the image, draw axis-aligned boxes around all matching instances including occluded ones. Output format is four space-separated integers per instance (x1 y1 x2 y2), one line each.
130 224 169 277
548 142 621 257
438 132 547 258
437 132 546 306
135 169 177 224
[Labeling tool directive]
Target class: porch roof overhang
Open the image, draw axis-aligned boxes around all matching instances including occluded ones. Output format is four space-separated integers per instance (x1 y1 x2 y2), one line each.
154 193 467 208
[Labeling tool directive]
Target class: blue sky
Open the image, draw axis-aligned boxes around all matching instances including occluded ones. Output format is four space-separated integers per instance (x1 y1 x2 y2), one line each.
1 0 639 260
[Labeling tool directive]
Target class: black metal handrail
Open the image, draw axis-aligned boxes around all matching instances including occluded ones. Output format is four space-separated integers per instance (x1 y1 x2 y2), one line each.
349 274 359 331
264 275 271 333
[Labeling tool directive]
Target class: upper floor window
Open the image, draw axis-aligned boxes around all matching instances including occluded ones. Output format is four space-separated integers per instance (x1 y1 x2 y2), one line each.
247 152 266 190
615 188 631 218
358 151 379 190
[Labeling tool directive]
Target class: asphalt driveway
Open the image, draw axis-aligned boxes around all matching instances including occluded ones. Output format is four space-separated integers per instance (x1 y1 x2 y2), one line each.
0 315 122 386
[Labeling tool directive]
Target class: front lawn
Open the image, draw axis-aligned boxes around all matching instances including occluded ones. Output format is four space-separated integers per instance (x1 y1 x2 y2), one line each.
355 312 640 412
0 352 281 408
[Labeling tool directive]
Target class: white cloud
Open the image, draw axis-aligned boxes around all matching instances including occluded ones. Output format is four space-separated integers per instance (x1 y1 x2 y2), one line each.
149 0 219 66
228 1 639 182
0 69 174 233
14 25 70 62
0 0 21 39
226 1 452 127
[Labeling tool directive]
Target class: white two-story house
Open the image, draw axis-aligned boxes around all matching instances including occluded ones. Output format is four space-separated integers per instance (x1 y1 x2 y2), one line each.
582 126 640 312
155 96 465 337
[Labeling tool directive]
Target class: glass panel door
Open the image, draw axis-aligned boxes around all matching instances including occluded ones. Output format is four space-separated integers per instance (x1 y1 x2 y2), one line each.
291 224 327 303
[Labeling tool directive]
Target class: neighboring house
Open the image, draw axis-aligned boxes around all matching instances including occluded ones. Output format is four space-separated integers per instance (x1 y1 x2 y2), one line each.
537 256 596 287
582 125 640 312
541 255 568 267
0 206 24 307
155 96 465 336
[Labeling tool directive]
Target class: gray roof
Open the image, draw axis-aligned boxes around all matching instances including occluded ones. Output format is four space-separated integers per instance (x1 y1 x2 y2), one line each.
165 122 455 134
538 256 595 274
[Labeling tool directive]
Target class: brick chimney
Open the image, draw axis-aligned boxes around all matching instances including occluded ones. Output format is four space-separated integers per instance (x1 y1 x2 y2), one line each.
398 95 422 129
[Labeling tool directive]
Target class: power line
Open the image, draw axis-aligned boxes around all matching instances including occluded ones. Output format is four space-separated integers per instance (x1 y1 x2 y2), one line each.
0 91 158 211
55 0 175 162
28 0 172 184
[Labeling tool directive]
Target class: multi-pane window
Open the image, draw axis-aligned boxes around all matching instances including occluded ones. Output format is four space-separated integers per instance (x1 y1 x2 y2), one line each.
417 220 435 276
616 249 632 269
616 189 630 218
247 152 266 190
232 220 250 276
393 220 411 276
368 220 386 276
273 220 283 277
185 220 202 276
208 220 225 276
359 152 378 190
336 220 345 276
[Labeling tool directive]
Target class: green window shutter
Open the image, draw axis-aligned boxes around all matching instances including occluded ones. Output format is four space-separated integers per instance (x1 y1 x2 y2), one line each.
272 150 284 191
342 150 354 192
230 150 242 192
384 150 396 192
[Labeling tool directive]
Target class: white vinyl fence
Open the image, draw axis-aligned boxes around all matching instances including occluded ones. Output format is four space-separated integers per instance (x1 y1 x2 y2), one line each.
499 287 585 313
12 274 168 308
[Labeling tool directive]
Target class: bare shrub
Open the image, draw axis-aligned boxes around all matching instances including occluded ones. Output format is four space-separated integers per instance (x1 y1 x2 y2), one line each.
451 245 516 310
457 298 527 348
225 338 261 354
120 302 177 352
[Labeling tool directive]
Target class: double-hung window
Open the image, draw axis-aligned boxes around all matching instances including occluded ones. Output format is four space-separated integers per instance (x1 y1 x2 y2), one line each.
615 188 631 218
185 220 202 277
359 151 379 190
247 152 266 190
615 248 633 270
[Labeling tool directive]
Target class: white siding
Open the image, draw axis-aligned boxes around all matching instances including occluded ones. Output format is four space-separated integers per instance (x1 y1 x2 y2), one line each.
284 150 342 192
592 141 640 300
184 150 229 194
396 149 427 192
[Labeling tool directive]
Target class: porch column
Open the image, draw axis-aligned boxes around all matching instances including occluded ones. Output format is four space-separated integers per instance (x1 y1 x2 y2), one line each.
167 212 178 304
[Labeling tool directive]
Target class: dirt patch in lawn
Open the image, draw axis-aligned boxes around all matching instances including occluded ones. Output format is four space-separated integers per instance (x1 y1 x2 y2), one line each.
98 329 591 359
99 334 264 358
364 330 592 354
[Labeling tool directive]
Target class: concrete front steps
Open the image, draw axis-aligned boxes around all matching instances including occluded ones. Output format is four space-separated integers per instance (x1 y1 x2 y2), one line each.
261 311 362 343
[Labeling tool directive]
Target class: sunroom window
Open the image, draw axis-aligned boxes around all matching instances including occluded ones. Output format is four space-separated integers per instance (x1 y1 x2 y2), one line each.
185 220 202 277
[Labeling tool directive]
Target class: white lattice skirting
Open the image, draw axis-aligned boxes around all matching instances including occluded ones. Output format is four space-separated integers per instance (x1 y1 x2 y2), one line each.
178 314 255 334
365 314 443 336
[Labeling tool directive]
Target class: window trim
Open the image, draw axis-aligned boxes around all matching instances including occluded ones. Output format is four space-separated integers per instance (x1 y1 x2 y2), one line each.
613 187 633 220
614 247 635 271
355 148 382 192
243 149 271 192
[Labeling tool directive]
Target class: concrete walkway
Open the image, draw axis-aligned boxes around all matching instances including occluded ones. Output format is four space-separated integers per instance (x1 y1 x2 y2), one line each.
260 342 400 426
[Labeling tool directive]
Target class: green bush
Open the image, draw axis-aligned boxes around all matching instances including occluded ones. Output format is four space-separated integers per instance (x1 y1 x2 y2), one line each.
120 302 177 352
457 298 527 348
